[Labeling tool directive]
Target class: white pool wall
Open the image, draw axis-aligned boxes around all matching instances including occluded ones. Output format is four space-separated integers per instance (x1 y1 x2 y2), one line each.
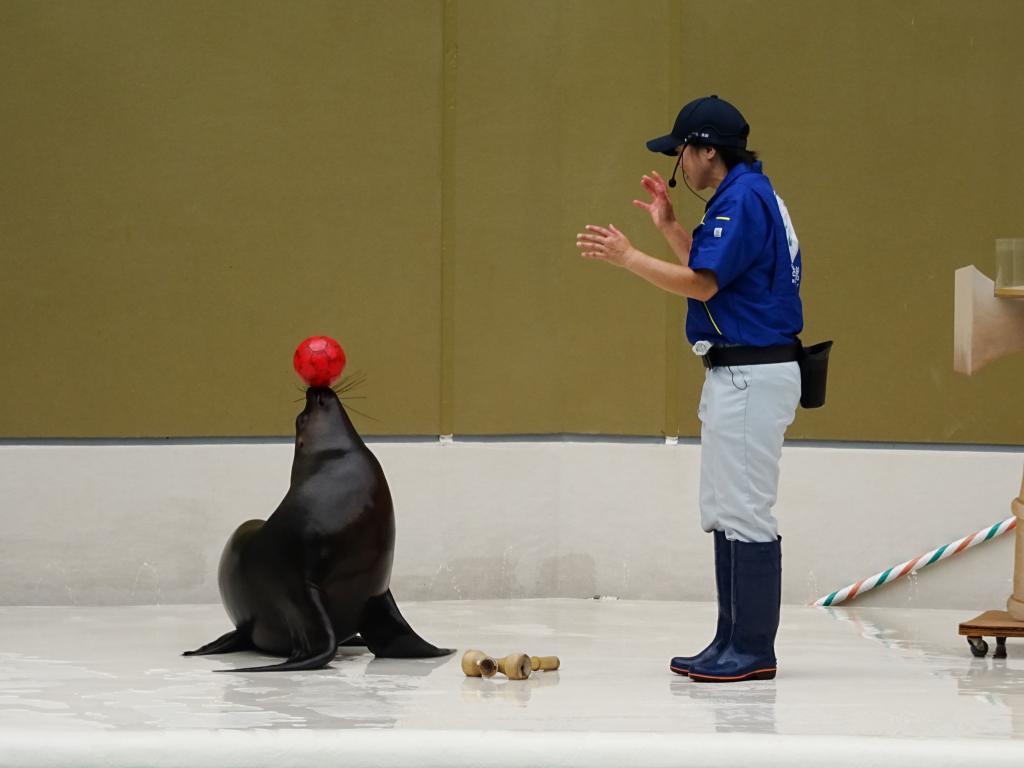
0 439 1020 610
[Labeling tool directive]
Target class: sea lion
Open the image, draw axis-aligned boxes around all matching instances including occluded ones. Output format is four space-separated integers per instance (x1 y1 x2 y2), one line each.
184 385 453 672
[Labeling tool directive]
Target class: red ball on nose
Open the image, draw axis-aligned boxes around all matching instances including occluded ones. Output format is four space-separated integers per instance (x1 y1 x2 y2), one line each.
293 336 346 387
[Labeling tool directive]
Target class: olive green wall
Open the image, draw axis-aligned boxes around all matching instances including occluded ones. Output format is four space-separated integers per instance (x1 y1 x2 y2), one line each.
2 0 1022 442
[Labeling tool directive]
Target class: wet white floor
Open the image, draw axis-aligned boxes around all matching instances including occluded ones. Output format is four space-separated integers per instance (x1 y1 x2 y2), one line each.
1 599 1023 767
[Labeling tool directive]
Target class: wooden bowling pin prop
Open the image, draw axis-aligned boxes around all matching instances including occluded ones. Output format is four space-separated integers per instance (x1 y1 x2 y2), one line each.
530 655 560 671
461 650 498 678
462 650 561 678
495 653 531 680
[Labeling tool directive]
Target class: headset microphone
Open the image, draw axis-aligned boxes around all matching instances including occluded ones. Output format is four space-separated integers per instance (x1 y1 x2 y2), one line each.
668 153 681 188
666 146 707 202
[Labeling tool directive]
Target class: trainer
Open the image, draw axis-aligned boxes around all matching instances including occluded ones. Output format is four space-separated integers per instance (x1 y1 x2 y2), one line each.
575 94 803 683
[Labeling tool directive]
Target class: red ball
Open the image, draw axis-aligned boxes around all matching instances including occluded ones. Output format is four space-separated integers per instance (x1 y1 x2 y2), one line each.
293 336 346 387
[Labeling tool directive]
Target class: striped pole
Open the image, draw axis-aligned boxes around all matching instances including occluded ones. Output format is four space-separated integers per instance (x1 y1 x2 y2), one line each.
812 517 1017 607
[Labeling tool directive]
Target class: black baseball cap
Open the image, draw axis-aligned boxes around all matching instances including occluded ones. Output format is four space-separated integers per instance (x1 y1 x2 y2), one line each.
646 95 750 156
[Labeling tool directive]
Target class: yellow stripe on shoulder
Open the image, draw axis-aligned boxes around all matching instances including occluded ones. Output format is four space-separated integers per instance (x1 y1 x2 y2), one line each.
715 216 731 221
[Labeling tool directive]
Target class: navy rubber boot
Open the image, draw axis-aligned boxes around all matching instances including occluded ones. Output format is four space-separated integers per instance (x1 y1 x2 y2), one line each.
670 531 732 676
688 537 781 683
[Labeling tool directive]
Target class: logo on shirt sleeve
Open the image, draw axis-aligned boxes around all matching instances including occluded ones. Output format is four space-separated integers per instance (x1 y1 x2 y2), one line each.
774 193 799 262
713 227 723 238
774 193 801 285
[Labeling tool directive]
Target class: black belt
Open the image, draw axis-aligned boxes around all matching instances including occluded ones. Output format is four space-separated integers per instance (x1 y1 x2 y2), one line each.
702 343 802 370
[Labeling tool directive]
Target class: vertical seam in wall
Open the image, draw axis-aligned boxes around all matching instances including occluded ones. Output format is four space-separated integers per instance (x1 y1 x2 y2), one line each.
663 278 681 439
440 0 457 436
663 0 685 440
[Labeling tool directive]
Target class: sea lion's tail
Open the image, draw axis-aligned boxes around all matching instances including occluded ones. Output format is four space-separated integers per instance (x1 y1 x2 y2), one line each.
219 648 336 673
214 582 338 673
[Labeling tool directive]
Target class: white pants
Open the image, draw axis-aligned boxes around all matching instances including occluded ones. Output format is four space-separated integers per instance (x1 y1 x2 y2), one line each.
698 361 801 543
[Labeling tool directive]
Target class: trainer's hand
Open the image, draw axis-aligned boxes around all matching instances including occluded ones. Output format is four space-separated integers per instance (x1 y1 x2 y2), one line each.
576 224 637 268
633 170 676 230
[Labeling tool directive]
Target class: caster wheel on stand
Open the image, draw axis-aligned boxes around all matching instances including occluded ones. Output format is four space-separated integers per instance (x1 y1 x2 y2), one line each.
967 636 989 657
960 611 1024 659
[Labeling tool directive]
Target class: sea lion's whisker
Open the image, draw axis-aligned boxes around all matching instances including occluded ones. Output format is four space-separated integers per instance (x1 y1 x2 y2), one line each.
335 378 366 395
342 404 380 423
338 371 367 386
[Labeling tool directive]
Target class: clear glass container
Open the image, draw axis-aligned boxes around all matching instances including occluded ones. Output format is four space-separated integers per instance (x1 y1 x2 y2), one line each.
995 239 1024 298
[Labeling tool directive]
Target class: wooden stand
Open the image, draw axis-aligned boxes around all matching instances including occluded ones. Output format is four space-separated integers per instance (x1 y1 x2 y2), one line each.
958 610 1024 658
958 471 1024 657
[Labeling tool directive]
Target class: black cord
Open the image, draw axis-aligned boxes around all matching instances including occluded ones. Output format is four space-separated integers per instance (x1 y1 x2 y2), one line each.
668 153 709 204
727 367 748 391
684 173 708 204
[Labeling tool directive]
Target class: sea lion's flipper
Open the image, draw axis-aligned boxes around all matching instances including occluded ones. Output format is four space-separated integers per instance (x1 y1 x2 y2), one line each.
183 627 253 656
217 583 338 672
359 589 455 658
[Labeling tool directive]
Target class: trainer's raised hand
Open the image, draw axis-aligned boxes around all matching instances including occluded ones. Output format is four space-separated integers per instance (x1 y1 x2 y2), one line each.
575 224 637 268
633 170 676 230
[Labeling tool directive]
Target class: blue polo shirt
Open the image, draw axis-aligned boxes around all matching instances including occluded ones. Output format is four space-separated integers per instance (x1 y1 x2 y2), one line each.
685 162 803 347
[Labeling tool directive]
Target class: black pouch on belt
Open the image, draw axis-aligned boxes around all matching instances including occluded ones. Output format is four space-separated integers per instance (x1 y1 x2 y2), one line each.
798 340 833 409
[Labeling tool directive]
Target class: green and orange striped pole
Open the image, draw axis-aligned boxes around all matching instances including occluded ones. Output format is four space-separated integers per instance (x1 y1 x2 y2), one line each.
813 517 1016 607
